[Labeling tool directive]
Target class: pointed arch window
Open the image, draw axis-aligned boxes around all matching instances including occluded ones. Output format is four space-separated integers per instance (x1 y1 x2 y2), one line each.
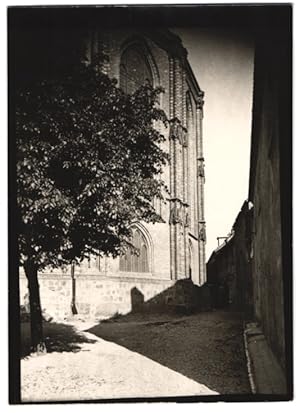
120 46 153 94
119 227 150 273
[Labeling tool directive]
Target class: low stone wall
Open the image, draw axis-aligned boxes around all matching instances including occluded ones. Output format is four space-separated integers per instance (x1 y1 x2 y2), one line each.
19 274 175 320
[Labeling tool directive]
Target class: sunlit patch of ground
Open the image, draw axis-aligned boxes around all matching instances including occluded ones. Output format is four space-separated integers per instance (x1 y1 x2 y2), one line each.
21 330 217 401
21 311 250 401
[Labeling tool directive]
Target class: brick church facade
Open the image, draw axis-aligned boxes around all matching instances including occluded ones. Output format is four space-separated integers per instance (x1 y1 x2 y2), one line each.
20 29 206 318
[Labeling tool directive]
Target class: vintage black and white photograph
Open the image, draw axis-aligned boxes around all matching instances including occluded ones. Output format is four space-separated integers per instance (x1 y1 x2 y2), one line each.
8 4 292 403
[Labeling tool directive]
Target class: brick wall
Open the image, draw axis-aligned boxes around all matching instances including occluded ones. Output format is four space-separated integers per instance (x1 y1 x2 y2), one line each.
91 29 206 285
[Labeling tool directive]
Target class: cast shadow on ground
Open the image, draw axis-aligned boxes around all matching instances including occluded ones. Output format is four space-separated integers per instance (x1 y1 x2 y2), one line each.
21 321 97 358
86 280 250 395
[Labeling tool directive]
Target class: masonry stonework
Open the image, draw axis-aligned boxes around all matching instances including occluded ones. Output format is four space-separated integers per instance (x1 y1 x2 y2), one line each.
20 29 206 318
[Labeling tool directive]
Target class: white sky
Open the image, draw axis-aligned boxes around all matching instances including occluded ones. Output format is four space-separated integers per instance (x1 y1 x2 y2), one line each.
174 28 255 259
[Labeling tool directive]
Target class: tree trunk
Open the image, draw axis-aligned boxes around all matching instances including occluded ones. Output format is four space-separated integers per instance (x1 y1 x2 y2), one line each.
24 261 46 354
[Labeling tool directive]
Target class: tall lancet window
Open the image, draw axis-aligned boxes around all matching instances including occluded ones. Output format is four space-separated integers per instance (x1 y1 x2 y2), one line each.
119 227 150 273
120 46 153 94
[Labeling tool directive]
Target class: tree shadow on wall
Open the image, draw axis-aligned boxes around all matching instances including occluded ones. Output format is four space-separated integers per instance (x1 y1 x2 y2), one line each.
20 321 97 358
85 280 251 395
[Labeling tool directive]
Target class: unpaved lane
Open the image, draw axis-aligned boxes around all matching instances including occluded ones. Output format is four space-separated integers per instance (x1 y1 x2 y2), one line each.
21 330 217 401
21 310 250 401
88 310 250 395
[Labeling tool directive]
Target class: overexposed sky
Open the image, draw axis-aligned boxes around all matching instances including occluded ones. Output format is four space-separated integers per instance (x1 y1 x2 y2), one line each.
174 28 254 258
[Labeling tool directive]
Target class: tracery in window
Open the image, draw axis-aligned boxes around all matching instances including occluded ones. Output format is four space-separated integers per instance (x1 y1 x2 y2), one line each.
119 227 150 273
120 46 153 94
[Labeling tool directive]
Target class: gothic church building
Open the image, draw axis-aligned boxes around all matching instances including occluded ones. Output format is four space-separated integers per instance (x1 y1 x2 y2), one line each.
20 29 206 318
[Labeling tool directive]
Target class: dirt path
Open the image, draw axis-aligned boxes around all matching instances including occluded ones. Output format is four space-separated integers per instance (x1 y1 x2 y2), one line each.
87 310 250 395
21 310 250 401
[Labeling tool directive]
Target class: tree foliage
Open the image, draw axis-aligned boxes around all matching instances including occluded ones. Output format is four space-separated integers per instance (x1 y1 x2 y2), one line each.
16 55 169 353
16 60 169 271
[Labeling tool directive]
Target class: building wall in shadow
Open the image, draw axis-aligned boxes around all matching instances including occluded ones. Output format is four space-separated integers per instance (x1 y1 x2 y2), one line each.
207 18 292 395
130 279 211 315
248 24 292 382
207 201 253 317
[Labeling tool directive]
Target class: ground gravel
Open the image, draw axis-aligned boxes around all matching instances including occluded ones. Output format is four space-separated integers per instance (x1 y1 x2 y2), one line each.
21 310 250 401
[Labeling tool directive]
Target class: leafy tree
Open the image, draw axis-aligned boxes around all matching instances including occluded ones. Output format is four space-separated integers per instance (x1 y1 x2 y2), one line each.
16 59 168 353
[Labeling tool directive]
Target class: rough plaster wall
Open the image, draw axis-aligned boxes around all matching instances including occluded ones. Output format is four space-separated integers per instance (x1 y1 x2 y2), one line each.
252 78 285 369
232 210 252 314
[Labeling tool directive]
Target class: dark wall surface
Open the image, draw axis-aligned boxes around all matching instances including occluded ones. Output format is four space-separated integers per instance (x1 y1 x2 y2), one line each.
248 21 292 388
207 11 292 394
207 201 252 315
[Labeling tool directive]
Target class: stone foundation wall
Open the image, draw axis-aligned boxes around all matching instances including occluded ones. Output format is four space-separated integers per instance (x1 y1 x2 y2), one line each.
19 274 174 320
